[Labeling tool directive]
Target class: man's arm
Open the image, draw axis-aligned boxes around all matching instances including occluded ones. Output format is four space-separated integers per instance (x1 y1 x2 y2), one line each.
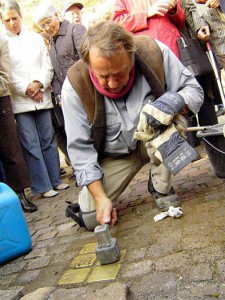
62 77 117 225
184 0 208 33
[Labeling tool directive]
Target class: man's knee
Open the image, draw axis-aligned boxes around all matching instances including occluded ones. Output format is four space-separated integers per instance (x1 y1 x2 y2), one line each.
66 202 99 231
81 209 99 231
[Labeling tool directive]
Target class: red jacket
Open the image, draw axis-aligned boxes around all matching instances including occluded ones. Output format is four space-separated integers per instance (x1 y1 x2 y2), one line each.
112 0 185 58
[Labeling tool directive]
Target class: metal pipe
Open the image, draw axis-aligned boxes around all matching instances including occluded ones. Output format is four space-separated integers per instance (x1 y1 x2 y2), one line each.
206 42 225 106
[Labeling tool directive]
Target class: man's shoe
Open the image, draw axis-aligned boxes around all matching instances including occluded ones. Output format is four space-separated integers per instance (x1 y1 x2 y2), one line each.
18 191 38 213
148 173 180 211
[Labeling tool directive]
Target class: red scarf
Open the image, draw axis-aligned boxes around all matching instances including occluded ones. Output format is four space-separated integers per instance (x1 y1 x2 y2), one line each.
89 65 135 99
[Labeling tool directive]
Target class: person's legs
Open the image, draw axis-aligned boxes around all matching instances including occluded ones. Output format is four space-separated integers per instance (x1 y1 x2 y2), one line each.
15 111 53 194
0 97 30 191
35 110 62 188
54 128 70 161
76 141 176 230
0 97 37 212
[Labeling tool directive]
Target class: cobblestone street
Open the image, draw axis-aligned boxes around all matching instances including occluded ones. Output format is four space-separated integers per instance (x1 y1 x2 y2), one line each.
1 139 225 299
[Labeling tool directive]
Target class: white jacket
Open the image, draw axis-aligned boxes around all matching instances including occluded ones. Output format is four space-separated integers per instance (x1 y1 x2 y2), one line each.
4 27 53 114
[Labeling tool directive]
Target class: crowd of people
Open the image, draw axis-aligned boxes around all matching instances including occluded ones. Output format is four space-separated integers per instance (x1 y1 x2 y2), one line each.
0 0 224 232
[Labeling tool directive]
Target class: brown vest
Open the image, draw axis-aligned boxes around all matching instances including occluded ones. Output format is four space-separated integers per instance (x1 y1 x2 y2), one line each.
67 36 165 154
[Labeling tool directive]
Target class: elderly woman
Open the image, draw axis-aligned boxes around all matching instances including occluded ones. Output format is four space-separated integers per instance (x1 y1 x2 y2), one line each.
0 0 69 198
31 3 86 167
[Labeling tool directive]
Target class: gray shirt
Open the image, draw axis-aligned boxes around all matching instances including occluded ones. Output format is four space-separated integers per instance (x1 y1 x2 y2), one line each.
62 41 204 187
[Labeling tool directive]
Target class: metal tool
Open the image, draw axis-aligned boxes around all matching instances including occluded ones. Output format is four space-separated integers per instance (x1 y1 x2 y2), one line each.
94 224 120 265
187 123 225 138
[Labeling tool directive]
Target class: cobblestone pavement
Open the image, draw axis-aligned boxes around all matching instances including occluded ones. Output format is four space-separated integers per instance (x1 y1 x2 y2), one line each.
1 139 225 299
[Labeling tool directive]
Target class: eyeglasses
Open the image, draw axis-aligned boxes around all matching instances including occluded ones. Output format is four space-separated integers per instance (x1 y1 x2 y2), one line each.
38 18 53 30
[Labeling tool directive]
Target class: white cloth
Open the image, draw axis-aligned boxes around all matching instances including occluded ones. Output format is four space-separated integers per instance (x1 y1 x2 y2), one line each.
154 206 183 222
3 27 54 114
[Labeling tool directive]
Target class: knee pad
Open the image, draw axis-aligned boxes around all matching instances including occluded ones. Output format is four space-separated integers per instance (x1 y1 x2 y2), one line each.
65 202 99 231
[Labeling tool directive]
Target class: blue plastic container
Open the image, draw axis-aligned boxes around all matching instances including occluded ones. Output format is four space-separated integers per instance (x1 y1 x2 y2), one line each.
0 183 32 265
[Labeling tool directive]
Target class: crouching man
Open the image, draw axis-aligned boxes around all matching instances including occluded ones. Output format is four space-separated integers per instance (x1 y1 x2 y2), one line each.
62 21 203 231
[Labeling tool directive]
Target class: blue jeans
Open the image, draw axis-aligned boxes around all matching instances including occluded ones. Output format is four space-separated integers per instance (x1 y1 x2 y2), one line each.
15 110 61 194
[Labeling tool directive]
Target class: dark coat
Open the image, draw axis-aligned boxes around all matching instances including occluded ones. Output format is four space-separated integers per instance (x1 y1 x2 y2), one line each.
49 20 86 96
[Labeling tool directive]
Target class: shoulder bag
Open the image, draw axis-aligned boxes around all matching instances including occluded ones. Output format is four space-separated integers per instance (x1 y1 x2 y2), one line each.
51 94 65 129
177 28 213 77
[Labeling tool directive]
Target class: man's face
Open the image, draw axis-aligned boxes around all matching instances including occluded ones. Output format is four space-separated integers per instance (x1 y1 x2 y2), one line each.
65 5 82 24
37 14 60 37
89 46 133 94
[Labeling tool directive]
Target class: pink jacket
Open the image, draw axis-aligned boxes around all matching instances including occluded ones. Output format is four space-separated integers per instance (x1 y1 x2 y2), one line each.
112 0 185 58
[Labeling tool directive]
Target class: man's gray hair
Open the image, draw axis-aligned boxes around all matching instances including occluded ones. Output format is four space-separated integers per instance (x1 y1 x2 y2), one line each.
32 3 57 24
80 20 135 65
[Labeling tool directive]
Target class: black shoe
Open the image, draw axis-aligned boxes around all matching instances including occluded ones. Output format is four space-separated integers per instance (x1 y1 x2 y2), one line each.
148 172 180 211
17 191 38 213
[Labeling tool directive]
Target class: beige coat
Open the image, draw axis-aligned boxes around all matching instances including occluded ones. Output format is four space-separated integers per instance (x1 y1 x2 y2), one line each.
0 34 11 97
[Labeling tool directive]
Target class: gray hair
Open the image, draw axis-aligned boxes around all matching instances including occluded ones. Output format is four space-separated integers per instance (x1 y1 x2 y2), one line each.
80 20 135 65
31 3 57 25
0 0 22 20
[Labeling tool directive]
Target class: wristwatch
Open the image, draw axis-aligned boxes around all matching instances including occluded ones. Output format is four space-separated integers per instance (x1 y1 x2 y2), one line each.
33 80 43 88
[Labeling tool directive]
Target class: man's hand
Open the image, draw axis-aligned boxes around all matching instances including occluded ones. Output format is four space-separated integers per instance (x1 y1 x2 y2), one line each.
88 180 117 227
95 197 117 226
197 25 210 42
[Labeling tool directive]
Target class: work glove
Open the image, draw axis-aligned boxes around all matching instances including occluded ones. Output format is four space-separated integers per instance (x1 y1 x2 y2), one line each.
134 110 188 143
148 124 184 162
139 91 185 129
145 124 197 175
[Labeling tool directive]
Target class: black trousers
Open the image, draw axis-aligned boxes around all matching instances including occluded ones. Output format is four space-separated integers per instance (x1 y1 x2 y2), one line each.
0 96 30 191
